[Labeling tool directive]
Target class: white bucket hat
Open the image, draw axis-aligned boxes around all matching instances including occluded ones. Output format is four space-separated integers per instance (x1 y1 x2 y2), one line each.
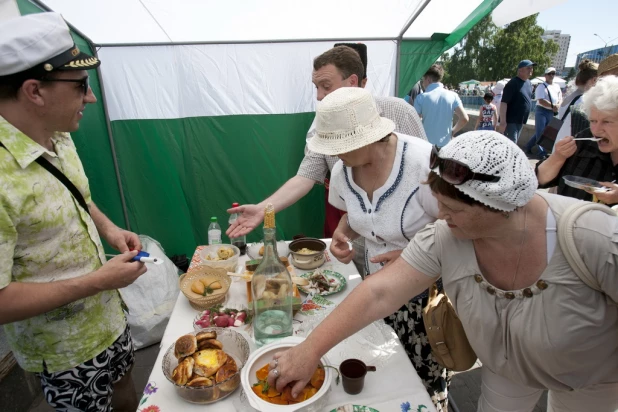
308 87 395 156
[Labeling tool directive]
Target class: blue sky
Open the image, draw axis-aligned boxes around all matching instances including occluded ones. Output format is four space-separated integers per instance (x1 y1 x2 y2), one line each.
537 0 618 67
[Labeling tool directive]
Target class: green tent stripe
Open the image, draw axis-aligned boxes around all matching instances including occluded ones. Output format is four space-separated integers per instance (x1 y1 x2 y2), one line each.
111 113 325 257
398 0 502 97
17 0 127 250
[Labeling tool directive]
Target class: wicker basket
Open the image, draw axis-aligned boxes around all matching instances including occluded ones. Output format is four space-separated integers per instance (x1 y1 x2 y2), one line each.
179 267 231 310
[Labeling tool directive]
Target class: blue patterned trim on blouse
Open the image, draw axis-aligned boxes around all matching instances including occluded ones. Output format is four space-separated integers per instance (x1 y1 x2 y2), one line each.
411 278 443 301
375 142 408 212
400 186 420 241
344 167 366 213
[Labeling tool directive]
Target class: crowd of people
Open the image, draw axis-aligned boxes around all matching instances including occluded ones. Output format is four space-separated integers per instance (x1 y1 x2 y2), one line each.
1 11 617 412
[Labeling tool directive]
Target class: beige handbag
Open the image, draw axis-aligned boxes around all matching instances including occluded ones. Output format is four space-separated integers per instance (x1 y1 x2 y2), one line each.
422 283 477 371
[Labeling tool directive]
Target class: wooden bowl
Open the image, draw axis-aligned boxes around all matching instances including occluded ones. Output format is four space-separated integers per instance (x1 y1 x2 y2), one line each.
179 267 231 310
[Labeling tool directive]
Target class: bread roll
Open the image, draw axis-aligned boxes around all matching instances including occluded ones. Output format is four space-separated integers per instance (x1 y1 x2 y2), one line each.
174 334 198 359
172 357 195 385
193 349 228 377
198 339 224 351
196 331 217 342
191 280 205 295
186 376 213 387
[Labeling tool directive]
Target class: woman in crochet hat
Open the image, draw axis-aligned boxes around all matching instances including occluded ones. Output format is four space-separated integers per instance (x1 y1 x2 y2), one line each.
267 130 618 411
307 87 449 409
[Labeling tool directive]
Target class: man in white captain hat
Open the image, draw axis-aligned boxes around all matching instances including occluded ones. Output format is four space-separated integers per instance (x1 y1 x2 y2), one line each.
0 12 147 411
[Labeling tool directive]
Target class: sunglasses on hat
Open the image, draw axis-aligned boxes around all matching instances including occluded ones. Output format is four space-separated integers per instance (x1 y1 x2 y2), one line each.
40 76 90 95
429 145 501 185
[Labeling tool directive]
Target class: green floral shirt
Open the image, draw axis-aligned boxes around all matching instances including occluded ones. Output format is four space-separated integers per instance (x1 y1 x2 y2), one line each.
0 117 125 373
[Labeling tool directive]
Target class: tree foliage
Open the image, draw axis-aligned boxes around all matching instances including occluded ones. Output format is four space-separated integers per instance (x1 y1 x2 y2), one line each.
442 14 559 87
565 67 577 82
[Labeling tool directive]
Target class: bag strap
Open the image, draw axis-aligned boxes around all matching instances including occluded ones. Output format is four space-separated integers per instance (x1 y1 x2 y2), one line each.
560 94 582 122
0 141 91 216
543 83 554 107
557 201 616 303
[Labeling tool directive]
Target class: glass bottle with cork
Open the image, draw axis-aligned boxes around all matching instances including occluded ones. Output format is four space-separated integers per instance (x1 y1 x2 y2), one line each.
252 204 293 346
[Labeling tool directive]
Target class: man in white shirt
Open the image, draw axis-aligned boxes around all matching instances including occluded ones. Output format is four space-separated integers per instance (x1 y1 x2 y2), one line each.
525 67 562 157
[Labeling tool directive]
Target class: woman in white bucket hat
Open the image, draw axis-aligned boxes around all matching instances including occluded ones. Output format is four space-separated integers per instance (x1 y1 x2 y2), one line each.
308 87 451 410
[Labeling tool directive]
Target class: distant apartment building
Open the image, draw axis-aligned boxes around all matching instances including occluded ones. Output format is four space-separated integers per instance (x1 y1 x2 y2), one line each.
575 45 618 68
541 30 571 72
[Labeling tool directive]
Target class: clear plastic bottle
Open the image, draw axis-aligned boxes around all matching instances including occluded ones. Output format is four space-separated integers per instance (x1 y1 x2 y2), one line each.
252 204 293 347
228 202 247 255
207 216 222 245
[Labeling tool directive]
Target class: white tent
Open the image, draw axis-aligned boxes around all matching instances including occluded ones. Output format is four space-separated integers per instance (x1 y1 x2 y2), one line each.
9 0 510 255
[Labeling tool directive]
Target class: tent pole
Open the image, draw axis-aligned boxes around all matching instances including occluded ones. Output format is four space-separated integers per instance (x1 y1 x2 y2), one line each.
94 37 400 48
394 0 432 96
93 51 132 231
32 0 132 231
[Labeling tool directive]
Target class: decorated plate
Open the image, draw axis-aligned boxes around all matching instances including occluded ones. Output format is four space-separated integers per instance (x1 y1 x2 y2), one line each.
297 269 346 296
562 175 609 193
246 241 290 260
330 406 379 412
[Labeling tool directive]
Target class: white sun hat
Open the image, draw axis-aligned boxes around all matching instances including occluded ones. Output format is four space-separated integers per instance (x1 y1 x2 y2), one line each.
308 87 395 156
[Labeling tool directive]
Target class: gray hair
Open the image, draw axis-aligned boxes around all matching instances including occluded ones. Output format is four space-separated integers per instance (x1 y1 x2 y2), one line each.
582 75 618 116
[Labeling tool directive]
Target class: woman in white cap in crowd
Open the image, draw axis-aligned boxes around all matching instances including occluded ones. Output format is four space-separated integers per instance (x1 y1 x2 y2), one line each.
537 75 618 206
306 87 450 409
267 130 618 411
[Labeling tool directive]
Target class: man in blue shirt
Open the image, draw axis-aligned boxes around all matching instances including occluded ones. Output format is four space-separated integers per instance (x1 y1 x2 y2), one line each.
414 64 468 146
497 60 535 143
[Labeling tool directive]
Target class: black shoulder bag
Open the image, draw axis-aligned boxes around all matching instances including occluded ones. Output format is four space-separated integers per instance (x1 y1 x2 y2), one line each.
0 142 91 216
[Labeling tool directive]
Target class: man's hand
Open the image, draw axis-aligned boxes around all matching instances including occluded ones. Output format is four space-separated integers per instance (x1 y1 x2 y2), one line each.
330 230 354 264
370 250 403 268
94 251 147 290
552 136 577 161
496 123 506 134
106 228 141 253
226 204 265 238
588 182 618 205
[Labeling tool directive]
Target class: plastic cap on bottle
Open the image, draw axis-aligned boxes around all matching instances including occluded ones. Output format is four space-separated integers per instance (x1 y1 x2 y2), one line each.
232 202 239 207
210 216 217 222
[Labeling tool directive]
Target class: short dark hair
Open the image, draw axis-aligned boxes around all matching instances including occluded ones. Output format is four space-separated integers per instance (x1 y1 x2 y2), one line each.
483 92 494 102
423 64 444 83
313 46 364 83
425 171 499 212
0 76 25 100
333 43 368 79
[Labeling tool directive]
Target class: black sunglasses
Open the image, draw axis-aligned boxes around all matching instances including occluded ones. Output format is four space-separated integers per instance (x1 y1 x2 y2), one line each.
547 73 556 76
40 76 90 95
429 146 501 185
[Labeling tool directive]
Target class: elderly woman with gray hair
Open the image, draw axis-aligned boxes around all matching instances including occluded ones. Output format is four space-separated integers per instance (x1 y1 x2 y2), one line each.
266 125 618 410
537 75 618 206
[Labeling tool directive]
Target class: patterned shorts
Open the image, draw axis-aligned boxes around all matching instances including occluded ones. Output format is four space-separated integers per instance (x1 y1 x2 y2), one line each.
37 326 135 412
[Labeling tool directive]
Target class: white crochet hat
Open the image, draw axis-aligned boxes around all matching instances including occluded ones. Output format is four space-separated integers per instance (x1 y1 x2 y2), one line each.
308 87 395 155
437 131 538 212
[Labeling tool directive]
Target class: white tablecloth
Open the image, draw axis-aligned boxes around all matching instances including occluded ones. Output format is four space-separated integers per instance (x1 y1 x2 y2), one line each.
137 240 435 412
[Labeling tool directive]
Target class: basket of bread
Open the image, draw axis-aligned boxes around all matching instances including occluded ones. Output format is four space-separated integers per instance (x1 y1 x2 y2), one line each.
162 328 250 404
179 266 231 310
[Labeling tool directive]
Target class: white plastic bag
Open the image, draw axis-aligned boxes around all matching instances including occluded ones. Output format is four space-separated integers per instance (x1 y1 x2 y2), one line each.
118 235 180 349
